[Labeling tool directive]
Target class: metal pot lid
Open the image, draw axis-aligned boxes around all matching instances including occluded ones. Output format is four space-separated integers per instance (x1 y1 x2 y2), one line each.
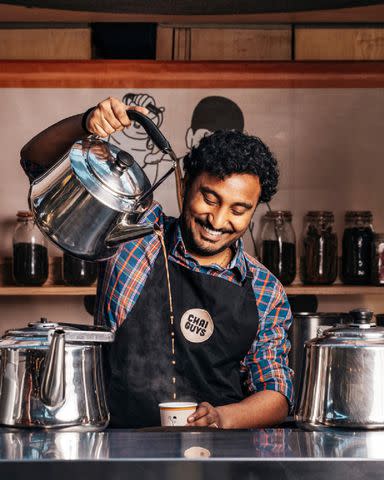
321 324 384 339
308 310 384 346
0 318 114 348
69 138 152 211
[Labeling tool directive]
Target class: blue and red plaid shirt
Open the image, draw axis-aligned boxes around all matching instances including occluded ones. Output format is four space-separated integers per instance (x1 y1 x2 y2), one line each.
22 159 294 409
95 202 294 408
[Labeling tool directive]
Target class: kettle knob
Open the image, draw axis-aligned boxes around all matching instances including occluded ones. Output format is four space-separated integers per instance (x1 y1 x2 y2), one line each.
115 151 134 171
349 308 373 325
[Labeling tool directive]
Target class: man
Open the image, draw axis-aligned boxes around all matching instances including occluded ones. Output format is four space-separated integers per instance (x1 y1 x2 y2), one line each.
21 97 293 429
164 95 245 211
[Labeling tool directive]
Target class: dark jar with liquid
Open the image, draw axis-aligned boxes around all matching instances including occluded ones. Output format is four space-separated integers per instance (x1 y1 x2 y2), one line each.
62 253 98 286
12 211 48 286
300 211 338 285
341 211 374 285
260 210 296 285
371 233 384 286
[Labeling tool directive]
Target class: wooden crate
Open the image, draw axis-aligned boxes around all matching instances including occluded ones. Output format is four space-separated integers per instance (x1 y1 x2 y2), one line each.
0 27 91 60
157 25 292 61
295 26 384 60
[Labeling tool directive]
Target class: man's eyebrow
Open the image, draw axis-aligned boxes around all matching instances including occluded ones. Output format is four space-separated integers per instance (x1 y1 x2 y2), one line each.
232 201 253 210
200 186 220 198
200 186 253 209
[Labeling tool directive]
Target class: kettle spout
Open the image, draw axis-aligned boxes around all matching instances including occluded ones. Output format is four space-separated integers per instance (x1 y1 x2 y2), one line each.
40 329 66 407
105 223 155 248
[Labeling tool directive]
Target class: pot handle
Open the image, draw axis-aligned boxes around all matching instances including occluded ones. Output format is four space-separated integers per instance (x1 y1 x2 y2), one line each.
127 110 172 154
135 164 176 207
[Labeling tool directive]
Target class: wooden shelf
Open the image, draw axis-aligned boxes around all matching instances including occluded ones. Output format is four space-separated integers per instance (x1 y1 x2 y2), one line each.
0 286 96 296
285 285 384 296
0 284 382 296
0 60 384 88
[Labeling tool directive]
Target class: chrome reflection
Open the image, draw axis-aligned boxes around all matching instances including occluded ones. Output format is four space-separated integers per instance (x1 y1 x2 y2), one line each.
0 430 109 460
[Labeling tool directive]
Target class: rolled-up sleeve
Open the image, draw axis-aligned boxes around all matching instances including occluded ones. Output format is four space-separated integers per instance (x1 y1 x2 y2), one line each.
241 277 294 411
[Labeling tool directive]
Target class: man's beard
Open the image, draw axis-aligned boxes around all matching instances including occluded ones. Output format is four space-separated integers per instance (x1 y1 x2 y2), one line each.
180 213 237 257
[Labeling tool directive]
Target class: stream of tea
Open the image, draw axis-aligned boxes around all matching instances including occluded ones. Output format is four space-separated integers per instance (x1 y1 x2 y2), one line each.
155 227 177 401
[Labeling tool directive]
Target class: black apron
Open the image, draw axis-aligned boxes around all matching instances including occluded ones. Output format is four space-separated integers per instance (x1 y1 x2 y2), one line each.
107 225 259 427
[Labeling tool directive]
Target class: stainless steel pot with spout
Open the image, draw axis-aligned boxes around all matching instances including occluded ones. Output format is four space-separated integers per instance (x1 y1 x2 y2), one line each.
295 309 384 430
0 318 114 430
29 110 178 261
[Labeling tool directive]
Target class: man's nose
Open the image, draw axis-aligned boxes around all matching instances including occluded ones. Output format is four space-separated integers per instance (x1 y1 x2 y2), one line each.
208 209 229 230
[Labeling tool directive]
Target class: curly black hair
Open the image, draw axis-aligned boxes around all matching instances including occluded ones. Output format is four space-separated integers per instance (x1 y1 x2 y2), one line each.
183 130 279 204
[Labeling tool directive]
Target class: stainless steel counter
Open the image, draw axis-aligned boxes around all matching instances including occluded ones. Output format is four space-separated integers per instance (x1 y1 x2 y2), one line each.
1 427 384 479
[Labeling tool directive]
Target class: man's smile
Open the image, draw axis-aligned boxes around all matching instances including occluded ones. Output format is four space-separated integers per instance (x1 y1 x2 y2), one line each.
195 218 232 243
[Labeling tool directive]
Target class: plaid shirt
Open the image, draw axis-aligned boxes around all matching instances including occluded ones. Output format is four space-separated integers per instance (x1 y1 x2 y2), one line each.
95 202 294 408
22 159 294 409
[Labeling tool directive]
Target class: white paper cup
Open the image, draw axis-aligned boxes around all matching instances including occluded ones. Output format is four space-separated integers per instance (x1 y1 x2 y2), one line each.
159 402 198 427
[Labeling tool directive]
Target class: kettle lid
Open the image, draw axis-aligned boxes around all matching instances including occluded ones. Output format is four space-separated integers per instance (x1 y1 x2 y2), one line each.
69 138 152 212
0 317 114 348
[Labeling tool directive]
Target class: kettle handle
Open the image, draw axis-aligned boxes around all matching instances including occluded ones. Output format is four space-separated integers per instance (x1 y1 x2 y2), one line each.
127 110 172 154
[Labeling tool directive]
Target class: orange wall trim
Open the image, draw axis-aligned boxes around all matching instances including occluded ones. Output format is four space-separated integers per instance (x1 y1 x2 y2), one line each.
0 61 384 88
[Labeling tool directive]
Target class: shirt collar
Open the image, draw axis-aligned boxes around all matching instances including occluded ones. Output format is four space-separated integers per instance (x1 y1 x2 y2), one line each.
168 219 248 282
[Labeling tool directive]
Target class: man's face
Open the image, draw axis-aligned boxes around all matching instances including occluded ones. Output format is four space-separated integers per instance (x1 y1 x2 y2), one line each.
181 172 261 257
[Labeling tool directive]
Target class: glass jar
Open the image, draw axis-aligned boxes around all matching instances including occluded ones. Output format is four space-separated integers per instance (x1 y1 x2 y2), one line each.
260 210 296 285
341 211 374 285
12 210 49 286
62 253 98 286
300 211 338 285
371 233 384 286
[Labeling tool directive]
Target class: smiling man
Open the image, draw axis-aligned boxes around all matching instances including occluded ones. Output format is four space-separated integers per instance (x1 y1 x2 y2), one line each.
21 97 293 429
181 172 259 262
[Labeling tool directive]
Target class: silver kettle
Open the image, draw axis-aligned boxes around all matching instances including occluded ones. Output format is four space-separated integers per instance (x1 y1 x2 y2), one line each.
0 318 114 430
29 110 178 260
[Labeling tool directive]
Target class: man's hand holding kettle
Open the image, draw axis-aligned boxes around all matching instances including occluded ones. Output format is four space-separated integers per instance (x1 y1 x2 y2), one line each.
84 97 148 138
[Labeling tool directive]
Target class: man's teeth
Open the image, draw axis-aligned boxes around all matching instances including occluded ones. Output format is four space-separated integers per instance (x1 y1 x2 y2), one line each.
202 225 223 237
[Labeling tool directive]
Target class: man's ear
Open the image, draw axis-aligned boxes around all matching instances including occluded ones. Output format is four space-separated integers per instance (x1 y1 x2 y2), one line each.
181 173 189 200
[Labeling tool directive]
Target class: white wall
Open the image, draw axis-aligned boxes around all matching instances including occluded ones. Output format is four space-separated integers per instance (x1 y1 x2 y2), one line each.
0 87 383 332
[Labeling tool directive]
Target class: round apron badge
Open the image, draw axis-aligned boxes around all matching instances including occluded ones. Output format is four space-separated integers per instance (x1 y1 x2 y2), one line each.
180 309 214 343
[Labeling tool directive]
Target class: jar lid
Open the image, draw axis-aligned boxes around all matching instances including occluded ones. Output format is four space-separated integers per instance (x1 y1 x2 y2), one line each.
345 211 373 222
264 210 292 221
0 317 114 349
306 211 334 221
16 210 33 218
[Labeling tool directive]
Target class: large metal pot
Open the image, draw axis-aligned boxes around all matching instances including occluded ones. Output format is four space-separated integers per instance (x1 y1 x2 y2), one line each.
29 110 178 261
289 312 351 396
295 309 384 430
0 318 114 430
